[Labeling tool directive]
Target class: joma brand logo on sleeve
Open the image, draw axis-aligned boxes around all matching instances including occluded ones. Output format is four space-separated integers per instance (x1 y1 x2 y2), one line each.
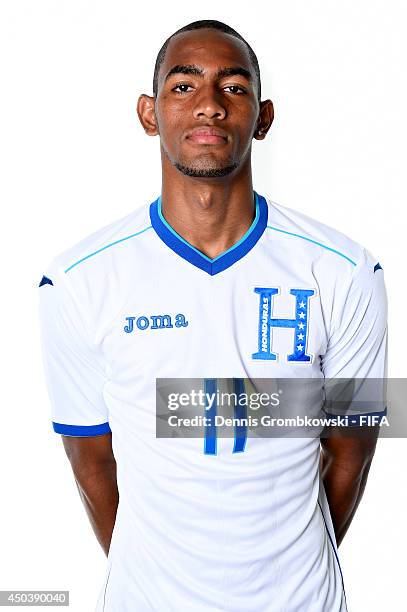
123 314 189 333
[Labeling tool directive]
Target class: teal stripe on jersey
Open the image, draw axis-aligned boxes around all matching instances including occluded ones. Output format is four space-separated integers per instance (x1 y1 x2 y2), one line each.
64 225 153 273
266 225 357 266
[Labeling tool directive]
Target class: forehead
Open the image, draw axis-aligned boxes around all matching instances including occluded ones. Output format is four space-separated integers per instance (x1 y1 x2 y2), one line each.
159 28 253 79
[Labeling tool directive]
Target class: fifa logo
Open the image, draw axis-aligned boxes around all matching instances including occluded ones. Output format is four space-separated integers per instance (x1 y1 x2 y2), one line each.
252 287 316 362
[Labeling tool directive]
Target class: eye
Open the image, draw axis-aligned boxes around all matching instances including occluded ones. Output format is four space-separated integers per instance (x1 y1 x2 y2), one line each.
223 85 247 94
172 83 194 93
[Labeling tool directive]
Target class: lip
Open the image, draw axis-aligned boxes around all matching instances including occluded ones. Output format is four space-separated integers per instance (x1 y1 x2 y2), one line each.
186 126 229 145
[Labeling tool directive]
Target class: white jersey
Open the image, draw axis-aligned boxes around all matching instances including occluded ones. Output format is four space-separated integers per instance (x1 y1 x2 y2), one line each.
38 191 387 612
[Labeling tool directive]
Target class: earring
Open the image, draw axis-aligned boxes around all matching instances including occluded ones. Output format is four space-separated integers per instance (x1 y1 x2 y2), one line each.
258 129 263 136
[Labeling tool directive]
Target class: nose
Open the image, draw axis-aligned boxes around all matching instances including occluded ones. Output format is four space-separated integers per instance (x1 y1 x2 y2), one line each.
192 85 227 121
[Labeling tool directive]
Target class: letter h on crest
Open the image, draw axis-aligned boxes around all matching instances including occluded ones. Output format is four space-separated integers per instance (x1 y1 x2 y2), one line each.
252 287 315 362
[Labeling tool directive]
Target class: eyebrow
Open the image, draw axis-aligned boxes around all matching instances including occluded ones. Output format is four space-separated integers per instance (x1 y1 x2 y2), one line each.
164 64 252 83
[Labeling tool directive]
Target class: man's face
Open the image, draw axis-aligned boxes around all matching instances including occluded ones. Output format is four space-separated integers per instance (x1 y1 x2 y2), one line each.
154 29 262 178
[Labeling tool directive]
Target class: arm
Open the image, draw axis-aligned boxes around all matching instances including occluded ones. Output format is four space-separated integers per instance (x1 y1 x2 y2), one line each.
62 433 119 557
320 428 379 546
38 262 117 555
319 249 387 545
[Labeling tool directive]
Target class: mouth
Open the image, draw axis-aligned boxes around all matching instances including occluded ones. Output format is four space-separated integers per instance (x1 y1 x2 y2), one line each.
185 126 229 145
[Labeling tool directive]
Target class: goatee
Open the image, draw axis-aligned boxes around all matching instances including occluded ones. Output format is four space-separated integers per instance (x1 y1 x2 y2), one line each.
174 162 238 178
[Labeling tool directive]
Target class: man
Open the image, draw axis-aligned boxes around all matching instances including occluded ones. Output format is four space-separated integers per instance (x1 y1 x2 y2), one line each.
38 19 387 611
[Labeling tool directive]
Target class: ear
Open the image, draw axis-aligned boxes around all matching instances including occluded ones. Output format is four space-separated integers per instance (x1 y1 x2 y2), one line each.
137 94 159 136
254 99 274 140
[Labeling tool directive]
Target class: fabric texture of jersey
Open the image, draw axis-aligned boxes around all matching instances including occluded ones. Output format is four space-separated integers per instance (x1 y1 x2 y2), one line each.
38 192 387 612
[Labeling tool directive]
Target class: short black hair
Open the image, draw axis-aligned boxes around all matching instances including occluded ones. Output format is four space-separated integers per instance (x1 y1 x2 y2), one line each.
153 20 261 101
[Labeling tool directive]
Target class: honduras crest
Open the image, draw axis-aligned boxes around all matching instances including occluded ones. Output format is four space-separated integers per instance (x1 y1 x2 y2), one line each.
252 287 316 363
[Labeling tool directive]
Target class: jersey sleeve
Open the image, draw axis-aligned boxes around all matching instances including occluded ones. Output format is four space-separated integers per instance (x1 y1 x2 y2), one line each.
38 259 111 436
320 249 388 421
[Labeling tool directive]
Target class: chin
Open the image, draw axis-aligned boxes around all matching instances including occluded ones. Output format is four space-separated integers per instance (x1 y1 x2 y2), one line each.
174 159 238 178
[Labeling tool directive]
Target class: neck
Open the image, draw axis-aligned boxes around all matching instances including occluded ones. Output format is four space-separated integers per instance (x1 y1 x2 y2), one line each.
160 155 255 260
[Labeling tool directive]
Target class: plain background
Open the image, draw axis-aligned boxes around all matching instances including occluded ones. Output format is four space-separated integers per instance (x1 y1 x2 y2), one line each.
0 1 405 610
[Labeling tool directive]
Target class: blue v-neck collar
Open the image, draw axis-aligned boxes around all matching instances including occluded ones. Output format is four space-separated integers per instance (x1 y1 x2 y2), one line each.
149 191 268 276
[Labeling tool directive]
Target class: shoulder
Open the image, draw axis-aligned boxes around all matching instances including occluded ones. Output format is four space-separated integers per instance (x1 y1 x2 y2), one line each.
56 201 153 275
45 200 154 281
262 194 381 276
39 200 156 331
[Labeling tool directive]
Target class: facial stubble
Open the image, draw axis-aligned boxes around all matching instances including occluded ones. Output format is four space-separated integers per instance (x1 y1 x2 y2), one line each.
156 110 241 177
174 160 239 178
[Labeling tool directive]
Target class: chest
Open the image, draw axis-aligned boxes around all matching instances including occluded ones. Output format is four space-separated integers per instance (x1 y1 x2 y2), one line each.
101 267 329 381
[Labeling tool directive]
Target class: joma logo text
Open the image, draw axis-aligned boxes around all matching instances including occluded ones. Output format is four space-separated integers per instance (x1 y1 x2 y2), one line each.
124 314 189 333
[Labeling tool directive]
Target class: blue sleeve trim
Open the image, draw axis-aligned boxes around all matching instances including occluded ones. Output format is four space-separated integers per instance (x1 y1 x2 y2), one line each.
323 408 387 425
52 421 111 436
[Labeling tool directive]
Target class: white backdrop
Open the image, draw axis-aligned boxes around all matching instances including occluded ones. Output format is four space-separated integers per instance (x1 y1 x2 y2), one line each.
0 1 405 610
